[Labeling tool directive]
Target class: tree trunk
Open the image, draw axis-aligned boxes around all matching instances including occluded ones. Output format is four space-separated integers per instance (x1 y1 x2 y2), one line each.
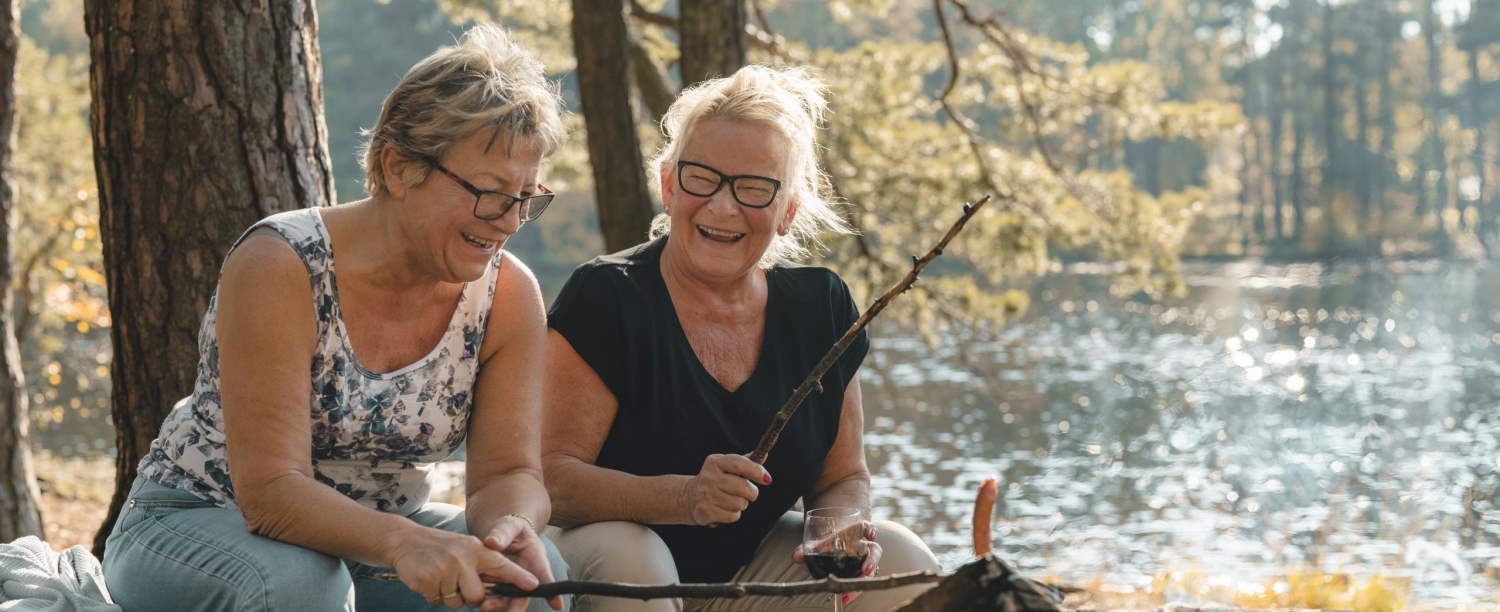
1288 0 1307 242
1375 0 1396 229
1470 49 1494 253
85 0 335 555
573 0 657 254
1319 0 1338 248
679 0 746 89
1269 47 1286 241
0 0 42 544
1423 0 1452 252
1352 6 1372 238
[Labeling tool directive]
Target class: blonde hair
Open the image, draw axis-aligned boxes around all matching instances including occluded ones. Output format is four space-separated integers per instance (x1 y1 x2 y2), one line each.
649 65 852 267
360 24 566 196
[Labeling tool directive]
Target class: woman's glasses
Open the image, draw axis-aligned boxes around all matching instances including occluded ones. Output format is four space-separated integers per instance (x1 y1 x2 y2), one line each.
676 161 782 209
426 159 554 222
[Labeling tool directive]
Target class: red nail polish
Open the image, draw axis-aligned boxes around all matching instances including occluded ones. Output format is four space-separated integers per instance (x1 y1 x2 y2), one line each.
842 595 850 604
763 474 772 485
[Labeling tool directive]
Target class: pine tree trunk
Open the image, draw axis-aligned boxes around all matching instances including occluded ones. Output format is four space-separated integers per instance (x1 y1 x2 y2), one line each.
84 0 335 555
1424 0 1452 252
572 0 657 253
0 0 42 544
1375 0 1396 233
679 0 746 89
1269 47 1286 241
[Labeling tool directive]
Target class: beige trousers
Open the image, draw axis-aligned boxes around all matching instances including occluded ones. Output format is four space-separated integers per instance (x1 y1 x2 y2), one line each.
544 512 940 612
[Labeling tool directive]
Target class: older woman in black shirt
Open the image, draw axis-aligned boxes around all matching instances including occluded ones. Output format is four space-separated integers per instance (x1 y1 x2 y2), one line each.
542 65 939 612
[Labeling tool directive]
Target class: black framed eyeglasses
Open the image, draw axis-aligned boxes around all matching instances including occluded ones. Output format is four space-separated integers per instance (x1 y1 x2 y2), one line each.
426 158 554 222
676 161 783 209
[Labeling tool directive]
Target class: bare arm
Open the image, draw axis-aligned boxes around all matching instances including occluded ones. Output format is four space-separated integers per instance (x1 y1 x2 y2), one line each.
463 255 553 526
220 234 518 607
805 376 871 515
218 234 423 567
541 331 697 527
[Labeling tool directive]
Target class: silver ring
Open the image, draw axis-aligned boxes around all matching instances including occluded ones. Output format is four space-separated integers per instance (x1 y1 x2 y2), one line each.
441 590 460 600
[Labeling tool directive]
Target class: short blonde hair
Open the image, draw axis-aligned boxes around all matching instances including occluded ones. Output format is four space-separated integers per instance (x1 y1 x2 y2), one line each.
361 24 566 196
649 65 852 267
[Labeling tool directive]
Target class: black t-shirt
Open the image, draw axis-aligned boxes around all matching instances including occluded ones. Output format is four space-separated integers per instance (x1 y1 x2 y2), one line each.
547 236 869 583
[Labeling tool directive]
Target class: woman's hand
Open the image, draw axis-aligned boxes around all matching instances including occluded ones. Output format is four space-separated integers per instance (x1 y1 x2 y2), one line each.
388 525 534 611
478 517 563 612
681 454 772 526
791 521 881 606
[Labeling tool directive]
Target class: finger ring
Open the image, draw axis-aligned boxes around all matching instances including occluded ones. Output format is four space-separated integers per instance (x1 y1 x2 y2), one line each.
427 596 441 604
442 591 460 599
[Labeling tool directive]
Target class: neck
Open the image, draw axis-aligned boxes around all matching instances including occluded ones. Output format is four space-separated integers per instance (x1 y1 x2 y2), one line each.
659 235 765 310
334 197 446 293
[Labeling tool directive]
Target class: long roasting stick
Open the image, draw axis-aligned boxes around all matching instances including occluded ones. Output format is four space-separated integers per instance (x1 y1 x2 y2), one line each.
365 570 943 600
747 196 992 464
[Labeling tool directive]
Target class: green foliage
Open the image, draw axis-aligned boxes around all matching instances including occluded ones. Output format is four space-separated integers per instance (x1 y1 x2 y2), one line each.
12 35 112 450
432 0 1247 333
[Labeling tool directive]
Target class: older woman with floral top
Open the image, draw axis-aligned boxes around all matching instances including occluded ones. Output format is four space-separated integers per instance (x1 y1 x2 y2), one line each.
101 25 568 612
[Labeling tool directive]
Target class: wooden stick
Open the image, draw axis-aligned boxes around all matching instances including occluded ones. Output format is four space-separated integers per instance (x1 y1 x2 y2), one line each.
364 570 943 601
747 196 992 464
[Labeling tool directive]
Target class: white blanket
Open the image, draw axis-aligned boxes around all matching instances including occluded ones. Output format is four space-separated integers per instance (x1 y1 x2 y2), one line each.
0 537 118 612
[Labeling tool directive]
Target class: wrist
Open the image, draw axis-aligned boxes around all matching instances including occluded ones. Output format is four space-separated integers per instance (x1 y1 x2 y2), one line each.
674 475 697 525
506 513 536 533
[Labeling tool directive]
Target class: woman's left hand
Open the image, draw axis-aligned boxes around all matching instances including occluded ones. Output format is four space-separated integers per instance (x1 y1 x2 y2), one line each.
478 517 563 612
791 521 881 607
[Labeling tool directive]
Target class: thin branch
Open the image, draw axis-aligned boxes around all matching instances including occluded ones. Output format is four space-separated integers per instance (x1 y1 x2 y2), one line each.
946 0 1061 174
626 24 676 123
627 0 678 30
748 0 784 55
366 570 943 600
748 196 992 464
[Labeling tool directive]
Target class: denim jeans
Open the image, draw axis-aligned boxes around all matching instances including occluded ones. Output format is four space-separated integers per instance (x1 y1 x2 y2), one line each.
103 476 570 612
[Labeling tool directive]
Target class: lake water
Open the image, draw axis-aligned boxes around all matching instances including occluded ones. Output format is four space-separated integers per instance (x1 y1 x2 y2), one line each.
861 259 1500 607
32 259 1500 606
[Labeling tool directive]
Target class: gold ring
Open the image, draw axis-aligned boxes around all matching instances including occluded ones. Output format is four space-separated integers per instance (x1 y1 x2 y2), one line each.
427 596 442 604
442 591 460 599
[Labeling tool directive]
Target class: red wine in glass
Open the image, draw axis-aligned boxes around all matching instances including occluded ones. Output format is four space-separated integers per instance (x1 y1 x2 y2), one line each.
803 507 867 611
804 552 868 579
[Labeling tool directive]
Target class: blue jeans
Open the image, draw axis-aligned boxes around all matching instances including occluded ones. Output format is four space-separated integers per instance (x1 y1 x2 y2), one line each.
103 476 570 612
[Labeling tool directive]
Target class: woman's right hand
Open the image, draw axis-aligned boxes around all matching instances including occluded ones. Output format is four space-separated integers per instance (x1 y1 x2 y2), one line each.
389 526 540 610
682 454 772 526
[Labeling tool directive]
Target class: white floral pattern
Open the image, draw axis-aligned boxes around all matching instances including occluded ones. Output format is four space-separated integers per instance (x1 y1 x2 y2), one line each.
138 208 499 513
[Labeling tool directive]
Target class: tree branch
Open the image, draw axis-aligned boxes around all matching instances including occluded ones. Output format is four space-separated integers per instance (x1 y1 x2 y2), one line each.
747 195 992 465
627 0 677 30
366 570 943 600
625 23 676 123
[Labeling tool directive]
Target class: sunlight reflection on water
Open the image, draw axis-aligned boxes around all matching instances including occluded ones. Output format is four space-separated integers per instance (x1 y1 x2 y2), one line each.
861 259 1500 606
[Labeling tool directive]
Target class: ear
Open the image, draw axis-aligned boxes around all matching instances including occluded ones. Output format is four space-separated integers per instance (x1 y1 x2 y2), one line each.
660 163 676 213
777 198 800 236
381 144 414 199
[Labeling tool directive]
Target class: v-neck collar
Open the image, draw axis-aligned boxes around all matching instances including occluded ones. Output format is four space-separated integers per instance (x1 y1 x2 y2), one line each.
648 238 777 396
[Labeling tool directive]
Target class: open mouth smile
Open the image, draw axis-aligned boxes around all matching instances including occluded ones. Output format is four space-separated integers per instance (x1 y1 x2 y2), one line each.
461 232 498 250
696 225 745 243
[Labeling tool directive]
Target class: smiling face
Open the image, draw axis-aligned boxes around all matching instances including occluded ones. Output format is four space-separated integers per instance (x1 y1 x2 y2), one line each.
661 119 799 283
385 129 543 283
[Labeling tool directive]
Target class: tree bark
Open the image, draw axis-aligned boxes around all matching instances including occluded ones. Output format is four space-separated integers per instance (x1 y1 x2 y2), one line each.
679 0 747 89
85 0 335 555
572 0 657 253
0 0 43 544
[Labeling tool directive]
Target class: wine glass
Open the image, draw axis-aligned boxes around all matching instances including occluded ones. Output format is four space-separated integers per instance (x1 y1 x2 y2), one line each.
803 507 867 611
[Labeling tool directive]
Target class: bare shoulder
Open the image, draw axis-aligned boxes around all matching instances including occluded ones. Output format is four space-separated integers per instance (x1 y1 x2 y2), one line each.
481 250 546 358
220 232 311 296
216 231 317 342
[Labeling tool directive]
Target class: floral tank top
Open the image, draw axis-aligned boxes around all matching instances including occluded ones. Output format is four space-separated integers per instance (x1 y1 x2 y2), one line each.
137 207 500 514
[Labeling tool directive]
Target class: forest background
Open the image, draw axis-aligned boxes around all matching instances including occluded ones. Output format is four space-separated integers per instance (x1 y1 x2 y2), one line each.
6 0 1499 608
